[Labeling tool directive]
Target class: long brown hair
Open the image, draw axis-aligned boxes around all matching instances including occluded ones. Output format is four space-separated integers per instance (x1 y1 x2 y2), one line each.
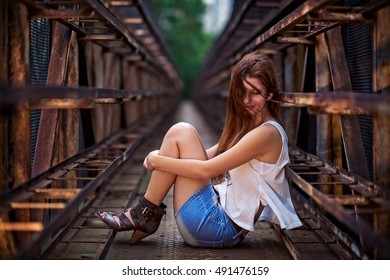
213 51 281 184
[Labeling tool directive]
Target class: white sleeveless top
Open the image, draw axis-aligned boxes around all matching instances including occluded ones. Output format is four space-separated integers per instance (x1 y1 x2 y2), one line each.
214 120 302 231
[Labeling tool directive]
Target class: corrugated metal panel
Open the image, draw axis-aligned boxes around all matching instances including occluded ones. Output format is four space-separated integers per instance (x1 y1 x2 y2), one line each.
342 0 373 180
30 18 51 169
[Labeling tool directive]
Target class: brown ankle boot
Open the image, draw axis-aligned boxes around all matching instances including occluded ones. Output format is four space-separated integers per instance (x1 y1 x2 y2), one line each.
129 196 167 243
96 196 166 244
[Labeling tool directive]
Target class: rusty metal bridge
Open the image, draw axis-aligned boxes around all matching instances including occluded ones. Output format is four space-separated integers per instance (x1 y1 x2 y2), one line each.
0 0 389 260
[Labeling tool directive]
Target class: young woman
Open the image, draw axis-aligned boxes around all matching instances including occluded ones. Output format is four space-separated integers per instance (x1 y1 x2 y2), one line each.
96 51 302 248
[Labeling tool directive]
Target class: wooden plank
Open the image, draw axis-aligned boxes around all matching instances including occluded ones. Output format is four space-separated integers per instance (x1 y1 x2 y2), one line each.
29 99 94 109
276 37 315 44
78 34 121 41
0 222 44 232
109 1 136 7
33 189 80 200
10 203 66 209
123 17 143 24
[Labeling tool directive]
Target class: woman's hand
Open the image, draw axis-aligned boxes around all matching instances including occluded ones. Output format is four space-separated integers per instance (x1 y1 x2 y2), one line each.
143 150 159 172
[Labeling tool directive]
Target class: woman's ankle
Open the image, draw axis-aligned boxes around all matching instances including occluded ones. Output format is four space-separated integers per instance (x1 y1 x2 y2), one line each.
143 193 162 207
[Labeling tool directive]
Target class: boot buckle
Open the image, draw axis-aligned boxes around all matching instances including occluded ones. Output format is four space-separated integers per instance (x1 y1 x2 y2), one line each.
142 207 152 216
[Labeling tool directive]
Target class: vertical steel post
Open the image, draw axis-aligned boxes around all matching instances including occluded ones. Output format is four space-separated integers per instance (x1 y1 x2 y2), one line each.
325 26 370 180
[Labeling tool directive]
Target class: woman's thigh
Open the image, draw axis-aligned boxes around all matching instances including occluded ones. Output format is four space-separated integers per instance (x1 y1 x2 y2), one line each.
175 184 243 248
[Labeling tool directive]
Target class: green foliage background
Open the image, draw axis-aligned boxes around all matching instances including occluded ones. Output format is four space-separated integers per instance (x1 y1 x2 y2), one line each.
149 0 215 98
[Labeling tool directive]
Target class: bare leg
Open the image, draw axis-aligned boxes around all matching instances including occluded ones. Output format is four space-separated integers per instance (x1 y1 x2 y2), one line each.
99 122 210 223
144 122 210 212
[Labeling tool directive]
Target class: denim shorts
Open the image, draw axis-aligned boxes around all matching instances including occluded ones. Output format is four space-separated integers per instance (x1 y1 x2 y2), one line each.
174 183 246 248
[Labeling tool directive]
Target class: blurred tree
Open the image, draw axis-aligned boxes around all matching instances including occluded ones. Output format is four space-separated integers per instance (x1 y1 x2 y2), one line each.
149 0 215 98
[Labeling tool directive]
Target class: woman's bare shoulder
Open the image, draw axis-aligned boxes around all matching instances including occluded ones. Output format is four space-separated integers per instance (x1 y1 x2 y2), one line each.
250 123 282 162
252 122 281 141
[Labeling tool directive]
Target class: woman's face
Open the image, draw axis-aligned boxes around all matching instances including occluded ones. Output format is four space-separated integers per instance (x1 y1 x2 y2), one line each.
242 76 269 116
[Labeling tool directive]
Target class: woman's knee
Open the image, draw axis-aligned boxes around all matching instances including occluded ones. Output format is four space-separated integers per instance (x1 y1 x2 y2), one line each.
165 122 197 141
164 122 206 158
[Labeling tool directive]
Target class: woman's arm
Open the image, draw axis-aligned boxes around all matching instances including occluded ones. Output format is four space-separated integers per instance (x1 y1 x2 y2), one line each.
206 143 219 159
145 124 280 180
